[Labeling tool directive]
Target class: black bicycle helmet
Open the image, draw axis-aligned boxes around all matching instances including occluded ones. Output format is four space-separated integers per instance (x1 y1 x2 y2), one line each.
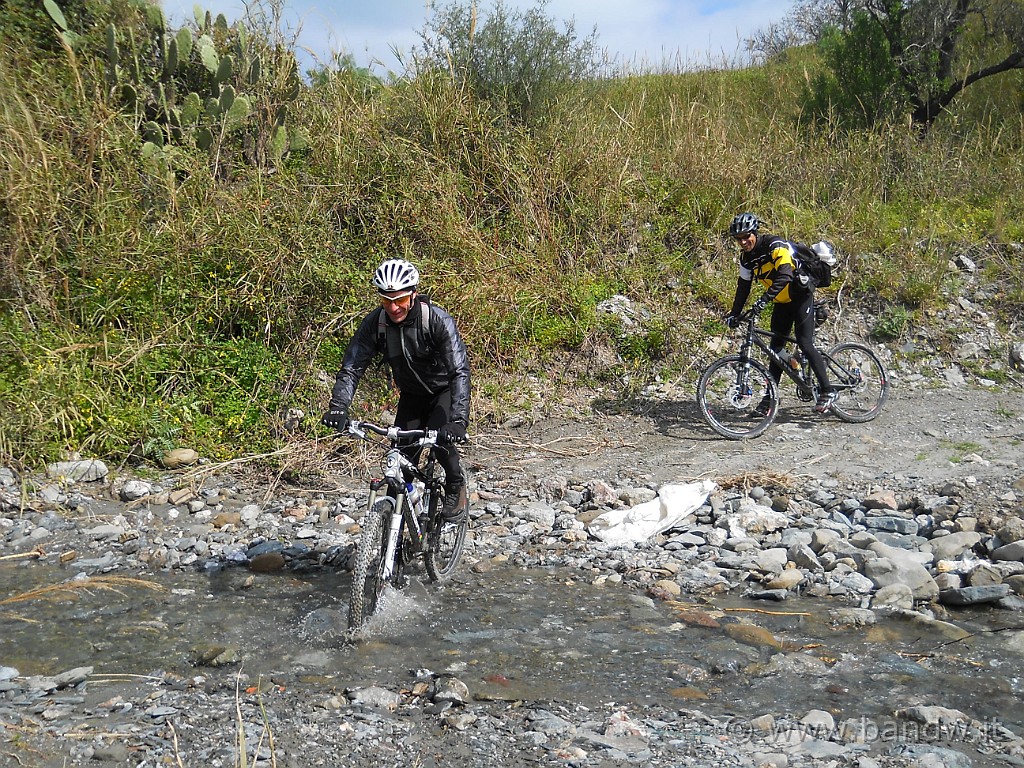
729 212 761 237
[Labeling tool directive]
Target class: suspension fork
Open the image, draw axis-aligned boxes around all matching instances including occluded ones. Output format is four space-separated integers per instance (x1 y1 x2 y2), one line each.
734 329 756 386
369 475 407 584
380 499 404 583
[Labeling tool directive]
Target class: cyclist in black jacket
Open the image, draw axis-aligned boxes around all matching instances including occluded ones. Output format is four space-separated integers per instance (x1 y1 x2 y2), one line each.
322 259 471 521
722 212 837 415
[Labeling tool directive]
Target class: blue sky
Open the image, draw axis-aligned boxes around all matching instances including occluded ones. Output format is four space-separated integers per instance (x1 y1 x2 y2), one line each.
162 0 791 75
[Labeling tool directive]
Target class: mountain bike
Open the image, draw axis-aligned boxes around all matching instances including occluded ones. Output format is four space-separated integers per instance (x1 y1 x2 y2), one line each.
344 420 469 630
696 312 889 439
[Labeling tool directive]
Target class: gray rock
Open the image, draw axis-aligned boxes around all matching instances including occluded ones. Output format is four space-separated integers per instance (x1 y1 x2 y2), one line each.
938 584 1011 605
992 540 1024 563
46 459 109 482
924 531 982 561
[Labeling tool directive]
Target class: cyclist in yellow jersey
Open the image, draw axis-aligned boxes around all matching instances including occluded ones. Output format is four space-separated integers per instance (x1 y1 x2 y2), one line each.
722 212 837 415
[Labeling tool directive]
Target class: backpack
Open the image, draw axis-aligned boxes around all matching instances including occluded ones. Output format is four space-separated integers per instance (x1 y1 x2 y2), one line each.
794 241 837 289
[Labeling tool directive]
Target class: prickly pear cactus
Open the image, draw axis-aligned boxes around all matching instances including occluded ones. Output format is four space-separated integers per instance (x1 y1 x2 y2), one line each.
44 0 302 172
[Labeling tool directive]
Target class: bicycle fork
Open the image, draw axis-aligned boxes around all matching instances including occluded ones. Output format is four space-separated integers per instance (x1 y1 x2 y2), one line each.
367 486 426 586
380 502 404 584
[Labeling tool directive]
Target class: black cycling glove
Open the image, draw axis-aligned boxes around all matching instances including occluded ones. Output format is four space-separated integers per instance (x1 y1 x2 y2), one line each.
438 422 467 445
321 408 350 430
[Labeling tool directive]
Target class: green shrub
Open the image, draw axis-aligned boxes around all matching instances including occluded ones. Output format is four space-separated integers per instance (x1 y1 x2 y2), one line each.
413 0 600 126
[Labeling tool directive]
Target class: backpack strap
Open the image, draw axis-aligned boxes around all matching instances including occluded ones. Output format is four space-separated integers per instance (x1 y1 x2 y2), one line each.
377 300 432 354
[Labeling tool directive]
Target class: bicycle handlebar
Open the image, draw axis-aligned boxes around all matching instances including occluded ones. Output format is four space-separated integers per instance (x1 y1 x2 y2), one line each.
346 420 438 445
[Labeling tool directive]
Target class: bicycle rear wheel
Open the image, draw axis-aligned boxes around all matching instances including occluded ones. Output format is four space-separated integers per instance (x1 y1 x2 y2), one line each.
348 499 391 630
424 478 468 582
824 342 889 423
697 355 778 439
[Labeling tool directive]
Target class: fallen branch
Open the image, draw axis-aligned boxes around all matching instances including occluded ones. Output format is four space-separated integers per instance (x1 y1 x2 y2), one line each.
723 607 812 617
0 549 44 562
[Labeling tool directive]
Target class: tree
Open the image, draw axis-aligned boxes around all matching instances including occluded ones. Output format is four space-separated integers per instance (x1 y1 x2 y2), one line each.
747 0 858 60
413 0 600 125
793 0 1024 131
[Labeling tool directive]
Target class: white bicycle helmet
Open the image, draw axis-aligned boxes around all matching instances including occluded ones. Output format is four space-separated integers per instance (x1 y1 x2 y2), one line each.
371 259 419 292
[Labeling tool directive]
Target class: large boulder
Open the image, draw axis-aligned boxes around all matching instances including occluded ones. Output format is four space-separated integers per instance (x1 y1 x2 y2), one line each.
863 541 939 601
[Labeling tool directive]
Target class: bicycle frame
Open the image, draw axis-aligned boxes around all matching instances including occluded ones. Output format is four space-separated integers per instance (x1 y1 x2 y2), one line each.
346 419 470 630
735 317 816 399
352 422 437 584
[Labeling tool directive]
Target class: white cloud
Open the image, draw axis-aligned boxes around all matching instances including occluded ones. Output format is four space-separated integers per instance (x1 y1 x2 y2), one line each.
161 0 790 74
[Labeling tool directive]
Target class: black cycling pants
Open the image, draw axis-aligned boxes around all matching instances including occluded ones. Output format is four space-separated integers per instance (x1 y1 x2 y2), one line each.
768 291 832 392
395 389 464 488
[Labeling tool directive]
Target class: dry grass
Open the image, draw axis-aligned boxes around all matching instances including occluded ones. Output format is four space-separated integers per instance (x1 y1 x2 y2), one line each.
715 470 802 493
0 575 164 623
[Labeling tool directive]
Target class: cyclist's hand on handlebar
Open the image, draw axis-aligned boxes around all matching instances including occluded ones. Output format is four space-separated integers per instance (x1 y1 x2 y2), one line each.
438 421 467 445
750 297 768 315
723 314 740 329
321 408 350 430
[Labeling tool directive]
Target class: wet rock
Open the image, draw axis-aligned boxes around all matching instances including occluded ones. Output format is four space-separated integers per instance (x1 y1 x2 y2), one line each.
938 584 1010 605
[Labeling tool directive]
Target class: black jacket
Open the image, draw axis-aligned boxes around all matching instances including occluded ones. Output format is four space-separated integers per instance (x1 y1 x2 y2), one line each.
330 297 471 424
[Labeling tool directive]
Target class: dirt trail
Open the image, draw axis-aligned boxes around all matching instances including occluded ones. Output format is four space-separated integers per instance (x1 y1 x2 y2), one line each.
482 385 1024 498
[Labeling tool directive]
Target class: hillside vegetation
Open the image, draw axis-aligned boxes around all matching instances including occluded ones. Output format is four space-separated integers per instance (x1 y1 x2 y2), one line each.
1 0 1023 468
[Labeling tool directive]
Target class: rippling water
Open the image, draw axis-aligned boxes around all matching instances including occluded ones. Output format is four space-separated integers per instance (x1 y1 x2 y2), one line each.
3 559 1022 735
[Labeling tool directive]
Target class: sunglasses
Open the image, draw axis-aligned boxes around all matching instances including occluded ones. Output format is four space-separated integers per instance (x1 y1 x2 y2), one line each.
733 233 755 242
380 291 414 306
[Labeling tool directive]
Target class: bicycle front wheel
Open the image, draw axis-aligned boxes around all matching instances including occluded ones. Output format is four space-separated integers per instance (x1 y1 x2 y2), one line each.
424 479 468 582
697 355 778 439
825 342 889 423
348 499 392 630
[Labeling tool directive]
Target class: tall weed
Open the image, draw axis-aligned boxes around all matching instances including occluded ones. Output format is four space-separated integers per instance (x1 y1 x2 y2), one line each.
1 13 1023 465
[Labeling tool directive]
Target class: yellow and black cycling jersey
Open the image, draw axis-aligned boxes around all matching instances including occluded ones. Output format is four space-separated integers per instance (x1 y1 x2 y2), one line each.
738 236 803 304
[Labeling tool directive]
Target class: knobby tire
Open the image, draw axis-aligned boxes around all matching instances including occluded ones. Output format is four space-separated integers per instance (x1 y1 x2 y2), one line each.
424 476 468 581
824 342 889 423
697 355 778 439
348 499 391 630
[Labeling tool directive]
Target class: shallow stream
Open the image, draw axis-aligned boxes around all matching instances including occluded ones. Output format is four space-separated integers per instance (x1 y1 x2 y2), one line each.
3 559 1023 738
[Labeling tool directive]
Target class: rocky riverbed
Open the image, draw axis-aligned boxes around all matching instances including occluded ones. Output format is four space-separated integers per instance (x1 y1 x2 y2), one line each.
3 376 1024 767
